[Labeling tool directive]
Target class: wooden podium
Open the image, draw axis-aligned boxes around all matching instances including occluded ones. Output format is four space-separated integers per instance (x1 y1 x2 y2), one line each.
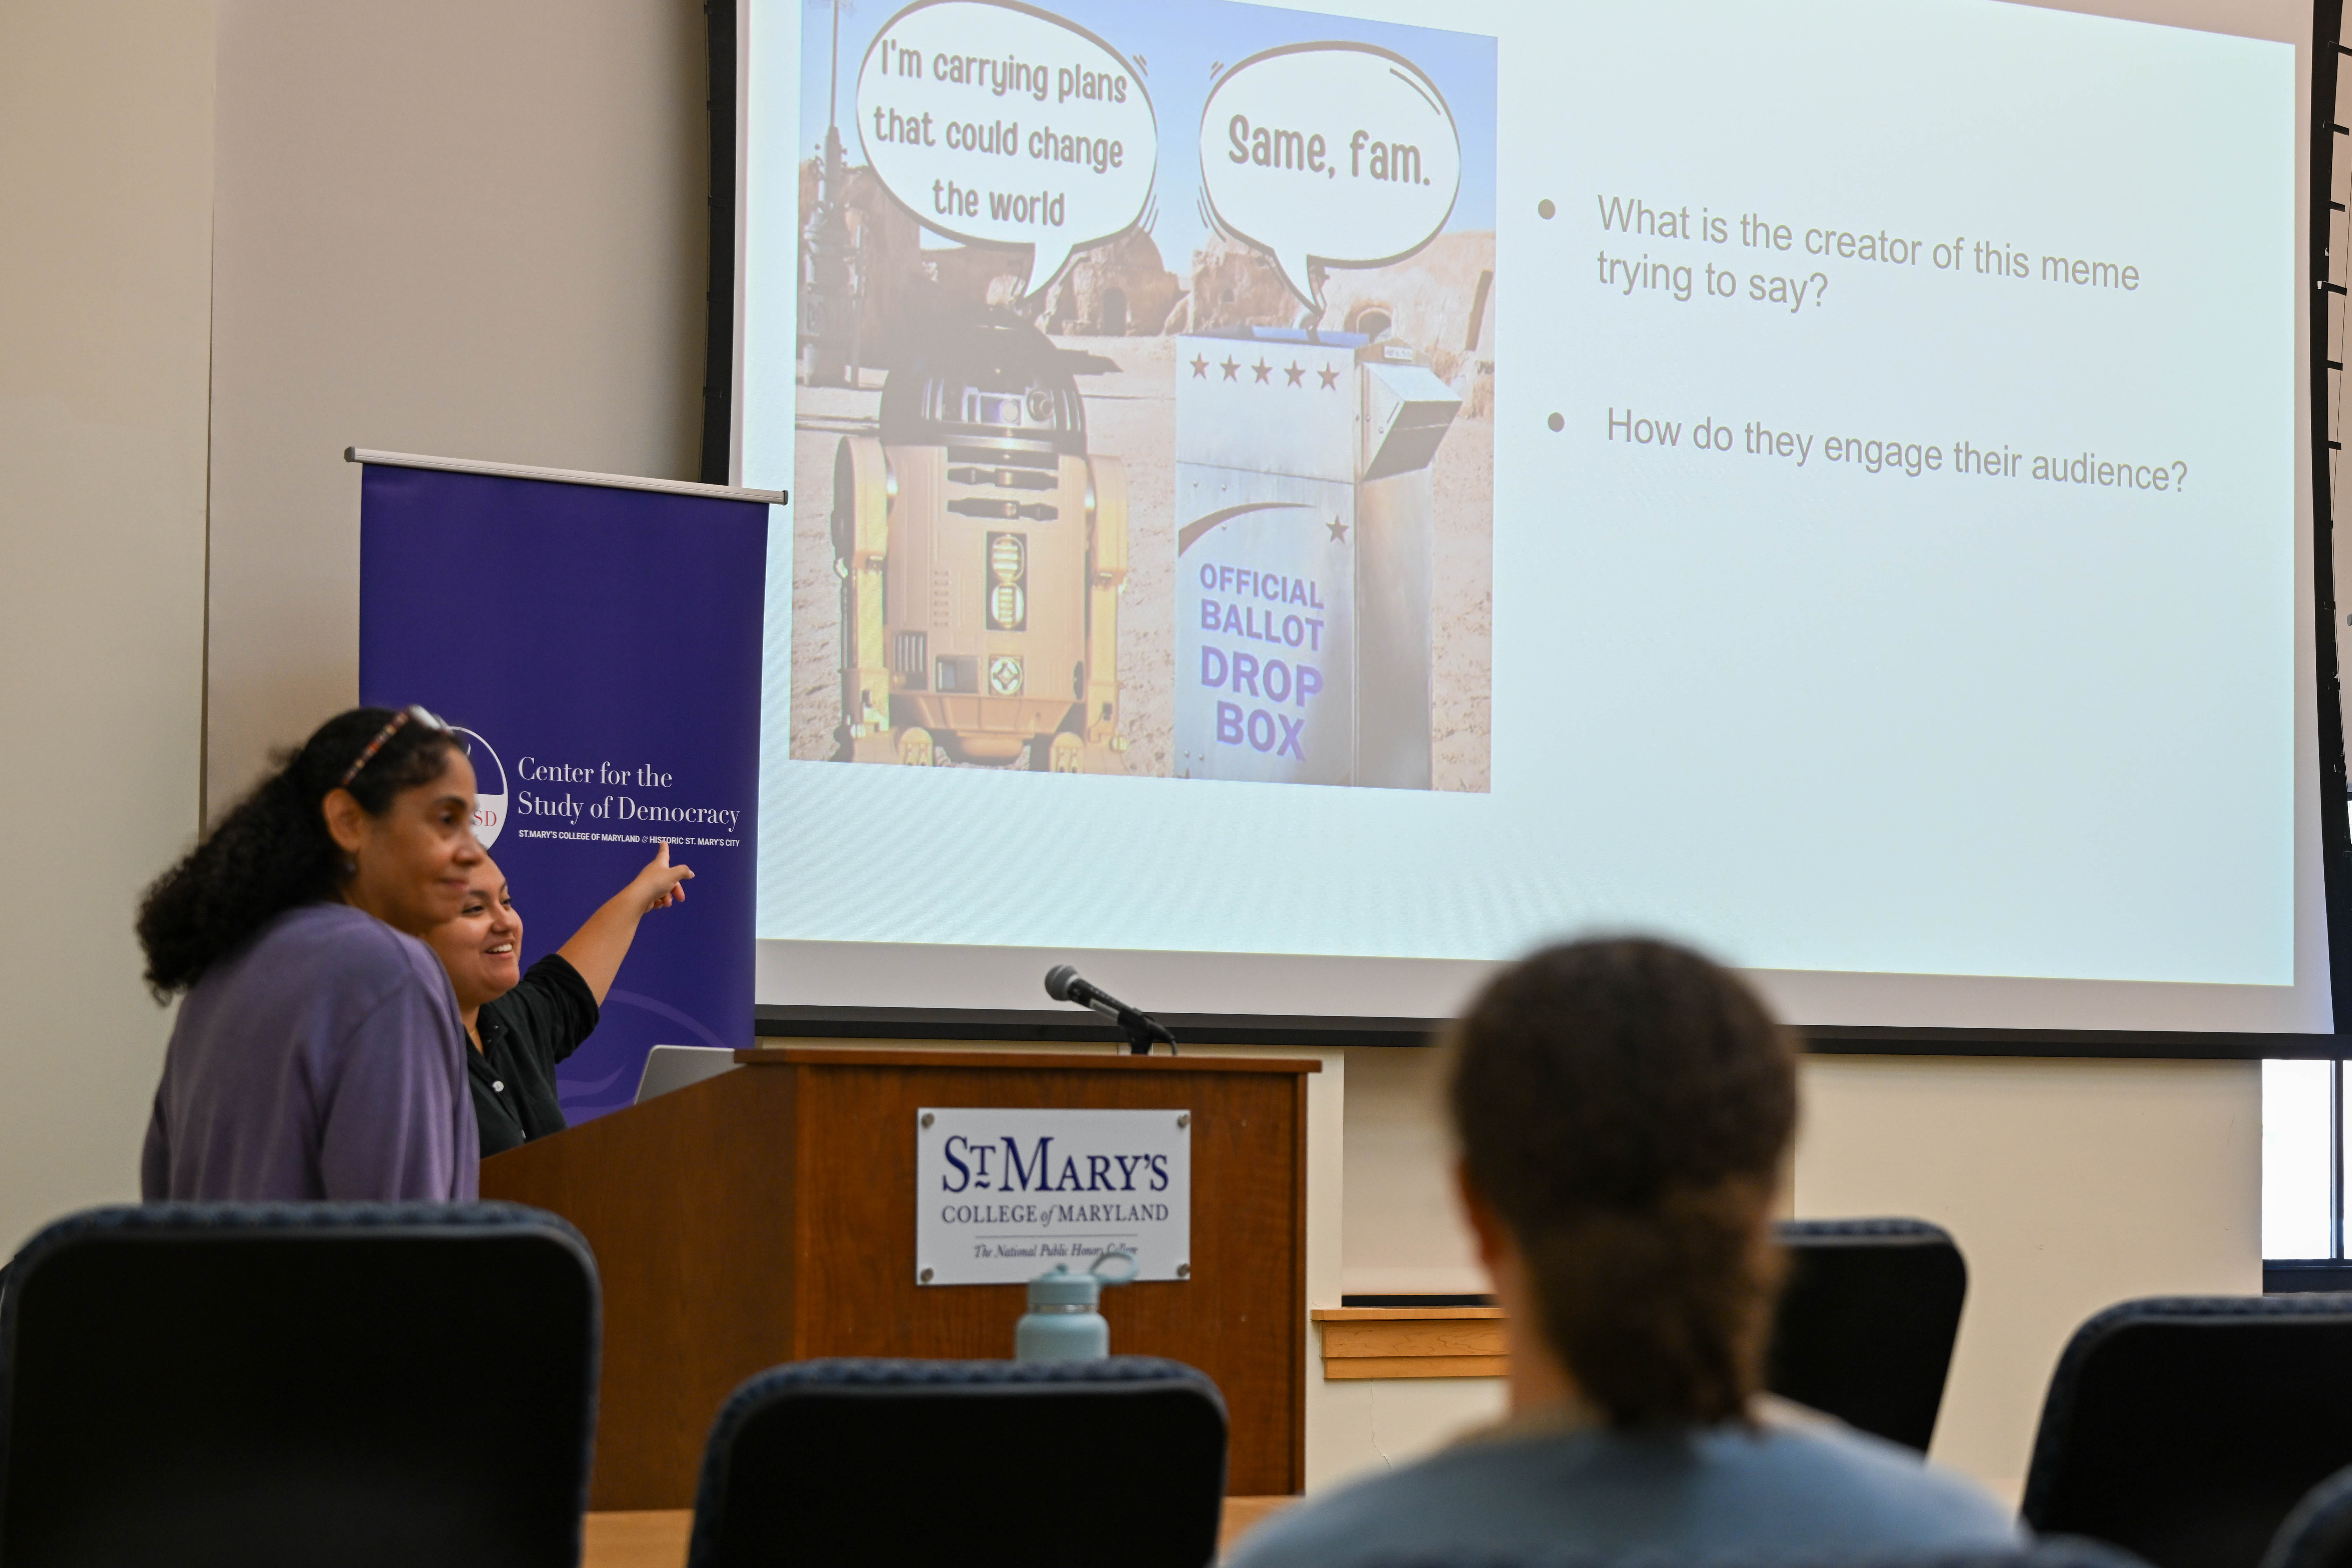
480 1047 1317 1510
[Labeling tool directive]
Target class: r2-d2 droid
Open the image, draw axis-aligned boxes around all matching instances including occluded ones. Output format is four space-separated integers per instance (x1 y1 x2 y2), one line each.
1175 327 1461 787
831 312 1129 771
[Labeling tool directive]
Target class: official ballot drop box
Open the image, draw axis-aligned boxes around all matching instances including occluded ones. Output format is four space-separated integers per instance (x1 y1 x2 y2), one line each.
1175 326 1461 789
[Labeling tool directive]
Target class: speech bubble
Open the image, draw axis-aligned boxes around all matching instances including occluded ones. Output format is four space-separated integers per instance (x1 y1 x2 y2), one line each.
855 0 1157 296
1200 43 1462 311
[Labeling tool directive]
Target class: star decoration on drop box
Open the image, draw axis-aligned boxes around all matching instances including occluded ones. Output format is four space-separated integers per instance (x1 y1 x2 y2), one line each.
1188 353 1342 390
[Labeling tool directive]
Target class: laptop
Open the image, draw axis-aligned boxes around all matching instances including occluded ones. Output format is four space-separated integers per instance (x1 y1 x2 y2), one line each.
633 1044 741 1105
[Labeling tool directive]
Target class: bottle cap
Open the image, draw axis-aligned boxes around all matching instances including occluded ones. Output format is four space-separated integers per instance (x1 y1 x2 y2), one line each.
1027 1264 1100 1308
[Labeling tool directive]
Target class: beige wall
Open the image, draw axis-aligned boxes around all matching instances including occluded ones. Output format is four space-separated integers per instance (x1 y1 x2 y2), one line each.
1343 1044 1483 1297
203 0 711 810
1320 1049 2262 1503
0 2 216 1253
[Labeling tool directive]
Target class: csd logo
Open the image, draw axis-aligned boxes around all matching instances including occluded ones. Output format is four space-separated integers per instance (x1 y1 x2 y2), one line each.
452 727 508 849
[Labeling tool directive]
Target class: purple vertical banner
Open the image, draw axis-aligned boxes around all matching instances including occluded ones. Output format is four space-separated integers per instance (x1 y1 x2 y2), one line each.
359 461 769 1122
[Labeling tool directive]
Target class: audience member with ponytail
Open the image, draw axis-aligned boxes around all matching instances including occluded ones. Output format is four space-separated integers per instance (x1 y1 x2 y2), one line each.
1228 938 2019 1567
137 706 484 1201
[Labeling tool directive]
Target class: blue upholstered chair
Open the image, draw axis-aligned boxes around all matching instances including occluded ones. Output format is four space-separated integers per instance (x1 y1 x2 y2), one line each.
2022 1294 2352 1568
685 1356 1227 1568
0 1201 599 1568
1767 1218 1969 1452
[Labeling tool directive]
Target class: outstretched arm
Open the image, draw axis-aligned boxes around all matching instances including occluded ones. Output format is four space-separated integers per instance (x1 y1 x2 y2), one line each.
555 842 694 1004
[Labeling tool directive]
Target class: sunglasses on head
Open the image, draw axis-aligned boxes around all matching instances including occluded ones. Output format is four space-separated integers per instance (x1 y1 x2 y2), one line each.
337 705 452 791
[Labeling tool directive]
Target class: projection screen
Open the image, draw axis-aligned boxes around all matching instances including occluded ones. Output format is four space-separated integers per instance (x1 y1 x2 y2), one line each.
717 0 2351 1050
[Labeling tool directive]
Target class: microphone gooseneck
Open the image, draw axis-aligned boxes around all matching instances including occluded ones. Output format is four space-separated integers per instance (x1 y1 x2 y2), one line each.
1040 966 1178 1056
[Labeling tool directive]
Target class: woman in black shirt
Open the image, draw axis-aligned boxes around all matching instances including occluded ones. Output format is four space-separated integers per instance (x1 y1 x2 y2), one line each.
425 843 693 1155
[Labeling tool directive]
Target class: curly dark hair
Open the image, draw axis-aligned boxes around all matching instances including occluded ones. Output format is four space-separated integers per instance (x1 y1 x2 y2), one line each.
136 707 462 996
1449 936 1798 1429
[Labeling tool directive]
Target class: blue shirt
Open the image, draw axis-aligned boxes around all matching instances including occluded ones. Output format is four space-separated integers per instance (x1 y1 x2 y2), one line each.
141 902 479 1201
1227 1405 2021 1568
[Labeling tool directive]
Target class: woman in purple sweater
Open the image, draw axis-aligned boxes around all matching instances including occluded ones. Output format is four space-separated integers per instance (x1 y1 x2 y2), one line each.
136 706 485 1201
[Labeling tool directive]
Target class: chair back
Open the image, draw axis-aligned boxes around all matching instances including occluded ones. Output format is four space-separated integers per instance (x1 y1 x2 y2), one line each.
1767 1218 1967 1452
686 1356 1227 1568
0 1201 598 1568
2023 1295 2352 1568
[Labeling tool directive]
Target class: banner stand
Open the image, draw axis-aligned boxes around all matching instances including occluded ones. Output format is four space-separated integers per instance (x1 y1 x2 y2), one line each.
353 447 783 1122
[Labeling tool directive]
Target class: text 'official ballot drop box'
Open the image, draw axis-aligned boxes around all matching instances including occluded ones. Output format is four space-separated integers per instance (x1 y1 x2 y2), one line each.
1176 326 1461 789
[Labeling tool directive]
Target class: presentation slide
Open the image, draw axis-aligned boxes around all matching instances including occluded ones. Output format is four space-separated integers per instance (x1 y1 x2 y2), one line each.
737 0 2329 1033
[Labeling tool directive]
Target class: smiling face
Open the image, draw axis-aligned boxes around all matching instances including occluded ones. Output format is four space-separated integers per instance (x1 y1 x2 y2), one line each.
326 749 482 938
425 857 524 1016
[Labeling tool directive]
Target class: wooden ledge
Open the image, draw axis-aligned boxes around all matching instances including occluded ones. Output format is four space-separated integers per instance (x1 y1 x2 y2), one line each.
1312 1306 1503 1321
735 1046 1321 1074
584 1498 1301 1567
1313 1305 1508 1380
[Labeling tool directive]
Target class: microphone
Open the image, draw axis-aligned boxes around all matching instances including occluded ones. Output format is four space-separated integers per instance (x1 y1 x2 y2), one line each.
1044 965 1178 1055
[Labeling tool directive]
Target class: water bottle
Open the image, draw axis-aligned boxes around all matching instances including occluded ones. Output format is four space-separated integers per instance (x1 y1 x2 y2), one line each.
1015 1249 1138 1362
